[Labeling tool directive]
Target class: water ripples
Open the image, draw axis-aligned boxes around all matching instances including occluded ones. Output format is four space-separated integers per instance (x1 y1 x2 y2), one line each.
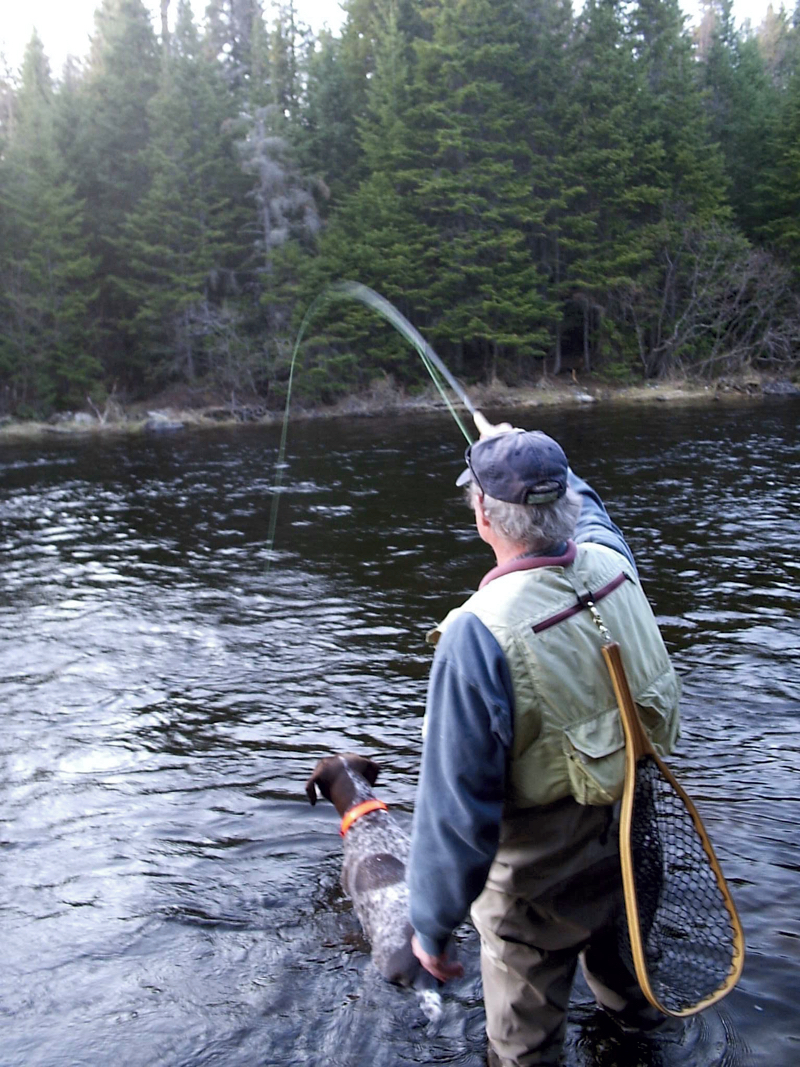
1 404 797 1065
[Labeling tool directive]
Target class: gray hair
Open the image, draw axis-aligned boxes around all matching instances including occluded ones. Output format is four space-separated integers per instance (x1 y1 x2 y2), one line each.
468 483 582 551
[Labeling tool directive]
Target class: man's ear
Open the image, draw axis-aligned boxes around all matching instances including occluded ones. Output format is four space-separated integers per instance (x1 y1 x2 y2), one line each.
475 495 492 533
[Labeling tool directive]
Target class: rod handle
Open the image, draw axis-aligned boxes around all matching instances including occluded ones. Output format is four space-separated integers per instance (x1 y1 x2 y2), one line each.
473 411 516 438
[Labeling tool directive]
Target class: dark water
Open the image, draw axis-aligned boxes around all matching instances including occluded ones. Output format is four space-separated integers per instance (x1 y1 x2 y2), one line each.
1 400 798 1067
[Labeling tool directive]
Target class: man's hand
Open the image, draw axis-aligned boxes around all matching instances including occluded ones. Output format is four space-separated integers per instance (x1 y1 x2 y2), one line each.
411 934 465 982
473 411 516 439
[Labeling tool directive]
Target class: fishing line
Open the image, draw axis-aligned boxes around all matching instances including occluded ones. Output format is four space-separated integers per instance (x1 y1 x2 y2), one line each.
265 281 486 571
416 345 473 442
264 291 328 567
332 282 492 441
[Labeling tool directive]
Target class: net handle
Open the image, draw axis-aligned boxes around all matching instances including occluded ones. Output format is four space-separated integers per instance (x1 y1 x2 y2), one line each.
602 641 746 1016
602 642 659 1010
602 643 653 759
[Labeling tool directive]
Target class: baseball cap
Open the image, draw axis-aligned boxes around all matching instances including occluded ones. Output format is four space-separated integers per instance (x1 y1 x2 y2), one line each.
456 429 569 504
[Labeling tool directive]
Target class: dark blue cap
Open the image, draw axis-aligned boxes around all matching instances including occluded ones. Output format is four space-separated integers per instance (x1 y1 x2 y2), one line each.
456 430 569 504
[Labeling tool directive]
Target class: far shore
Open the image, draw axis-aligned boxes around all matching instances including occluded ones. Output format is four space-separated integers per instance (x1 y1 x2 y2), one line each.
1 373 797 441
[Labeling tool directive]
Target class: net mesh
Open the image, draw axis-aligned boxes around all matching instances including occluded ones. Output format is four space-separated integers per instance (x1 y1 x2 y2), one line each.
619 754 739 1015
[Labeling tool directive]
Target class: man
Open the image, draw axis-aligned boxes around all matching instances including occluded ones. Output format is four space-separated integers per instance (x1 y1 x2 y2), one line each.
407 428 681 1066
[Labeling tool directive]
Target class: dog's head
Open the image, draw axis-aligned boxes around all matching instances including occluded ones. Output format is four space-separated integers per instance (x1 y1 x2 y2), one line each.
305 753 381 809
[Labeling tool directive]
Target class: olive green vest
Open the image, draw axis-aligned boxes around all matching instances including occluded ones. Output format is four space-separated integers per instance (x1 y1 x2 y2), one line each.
429 543 680 809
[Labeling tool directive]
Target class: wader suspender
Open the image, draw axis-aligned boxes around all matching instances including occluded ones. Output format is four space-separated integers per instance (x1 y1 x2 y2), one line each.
531 568 633 635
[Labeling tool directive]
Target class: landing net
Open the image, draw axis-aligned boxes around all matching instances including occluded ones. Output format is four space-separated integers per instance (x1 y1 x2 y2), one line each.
620 753 743 1015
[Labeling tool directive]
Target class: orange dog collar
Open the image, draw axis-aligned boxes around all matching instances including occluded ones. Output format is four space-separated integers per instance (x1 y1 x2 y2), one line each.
340 798 388 837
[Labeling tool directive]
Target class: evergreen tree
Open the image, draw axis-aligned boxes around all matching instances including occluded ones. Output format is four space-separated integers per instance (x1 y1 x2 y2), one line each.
698 1 779 239
312 0 429 202
268 1 309 125
551 0 656 374
629 0 729 223
402 0 558 381
118 0 250 390
62 0 160 386
299 29 366 205
0 34 98 415
511 0 579 376
756 2 795 88
248 3 274 107
305 0 432 397
759 61 800 278
204 0 265 91
0 54 14 152
610 0 732 375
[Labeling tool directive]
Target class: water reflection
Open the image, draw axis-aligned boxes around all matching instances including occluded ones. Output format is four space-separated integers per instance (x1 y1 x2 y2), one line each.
1 400 797 1066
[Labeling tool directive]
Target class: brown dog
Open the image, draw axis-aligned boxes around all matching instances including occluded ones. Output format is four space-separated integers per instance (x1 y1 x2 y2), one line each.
305 753 425 988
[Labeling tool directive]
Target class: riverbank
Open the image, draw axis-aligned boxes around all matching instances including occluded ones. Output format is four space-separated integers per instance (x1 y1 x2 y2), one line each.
1 372 797 440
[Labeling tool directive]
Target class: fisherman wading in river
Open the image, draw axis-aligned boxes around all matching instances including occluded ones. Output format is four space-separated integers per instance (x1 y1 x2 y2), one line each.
407 426 681 1066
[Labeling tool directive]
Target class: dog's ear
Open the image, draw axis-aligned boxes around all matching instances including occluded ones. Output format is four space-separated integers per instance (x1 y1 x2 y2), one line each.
346 754 380 787
363 758 380 787
305 760 332 805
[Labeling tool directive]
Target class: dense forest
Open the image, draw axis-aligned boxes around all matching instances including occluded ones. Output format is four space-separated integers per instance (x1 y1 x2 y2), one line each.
1 0 800 417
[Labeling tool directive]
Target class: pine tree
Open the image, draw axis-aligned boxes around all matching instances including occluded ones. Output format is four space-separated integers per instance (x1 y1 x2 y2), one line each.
299 29 366 205
759 62 800 278
607 0 732 375
301 1 433 397
400 0 559 381
248 3 274 107
310 0 428 204
0 34 98 415
698 1 779 239
61 0 160 386
268 1 309 125
204 0 265 92
0 54 14 153
756 2 795 89
541 0 653 374
629 0 729 224
117 0 250 390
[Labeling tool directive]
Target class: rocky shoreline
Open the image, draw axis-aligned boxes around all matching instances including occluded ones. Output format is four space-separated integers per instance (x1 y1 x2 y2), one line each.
1 374 797 441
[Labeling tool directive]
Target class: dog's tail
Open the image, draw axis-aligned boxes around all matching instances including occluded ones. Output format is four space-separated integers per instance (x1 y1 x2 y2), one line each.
413 968 444 1024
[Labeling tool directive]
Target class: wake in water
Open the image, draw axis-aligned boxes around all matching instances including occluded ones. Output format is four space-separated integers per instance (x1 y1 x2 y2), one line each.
567 995 754 1067
416 985 444 1025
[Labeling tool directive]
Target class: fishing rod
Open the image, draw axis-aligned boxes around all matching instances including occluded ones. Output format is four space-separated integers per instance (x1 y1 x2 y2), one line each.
331 282 494 441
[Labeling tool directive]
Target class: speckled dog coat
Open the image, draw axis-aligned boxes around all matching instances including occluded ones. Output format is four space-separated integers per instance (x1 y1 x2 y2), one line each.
305 753 423 986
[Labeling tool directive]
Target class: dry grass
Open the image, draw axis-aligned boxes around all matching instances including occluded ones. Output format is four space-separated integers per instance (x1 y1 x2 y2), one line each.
1 372 794 441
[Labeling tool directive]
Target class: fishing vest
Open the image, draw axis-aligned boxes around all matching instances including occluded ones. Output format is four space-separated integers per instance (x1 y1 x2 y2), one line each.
428 542 680 810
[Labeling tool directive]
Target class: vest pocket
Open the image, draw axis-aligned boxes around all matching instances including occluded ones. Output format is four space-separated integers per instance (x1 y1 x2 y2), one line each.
563 707 626 805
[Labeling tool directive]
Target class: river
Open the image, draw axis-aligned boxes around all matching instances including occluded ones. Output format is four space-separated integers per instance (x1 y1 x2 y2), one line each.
1 399 798 1067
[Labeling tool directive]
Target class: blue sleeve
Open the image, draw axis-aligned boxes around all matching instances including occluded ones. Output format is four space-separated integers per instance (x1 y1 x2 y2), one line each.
569 468 638 576
408 612 513 956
